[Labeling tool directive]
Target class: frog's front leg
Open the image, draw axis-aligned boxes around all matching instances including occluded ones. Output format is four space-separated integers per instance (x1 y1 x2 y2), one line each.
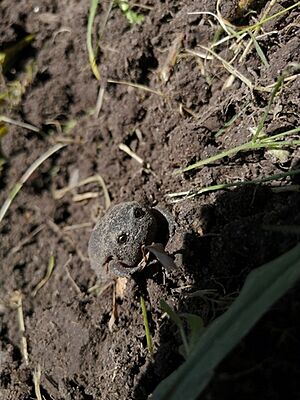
108 259 142 277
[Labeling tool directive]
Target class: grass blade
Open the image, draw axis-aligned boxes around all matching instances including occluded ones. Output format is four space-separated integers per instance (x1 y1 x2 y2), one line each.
160 300 189 358
252 73 284 142
176 136 300 174
167 168 300 200
249 31 269 67
0 115 40 133
187 10 236 37
151 244 300 400
107 79 164 97
141 296 153 355
32 255 56 297
0 143 65 223
260 126 300 142
199 46 253 90
87 0 100 80
239 2 300 35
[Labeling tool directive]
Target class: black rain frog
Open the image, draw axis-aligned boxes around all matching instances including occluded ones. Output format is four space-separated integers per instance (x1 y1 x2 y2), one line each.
88 201 175 280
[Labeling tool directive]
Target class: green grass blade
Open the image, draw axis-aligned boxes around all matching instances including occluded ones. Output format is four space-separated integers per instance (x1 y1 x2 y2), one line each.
141 296 153 355
160 300 189 358
248 31 269 67
167 168 300 200
252 73 284 143
87 0 100 80
176 142 250 173
239 2 300 35
180 313 204 356
151 244 300 400
176 136 300 174
260 126 300 142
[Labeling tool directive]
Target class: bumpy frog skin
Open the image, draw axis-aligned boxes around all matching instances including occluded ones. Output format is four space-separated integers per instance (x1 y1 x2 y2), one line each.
88 202 161 280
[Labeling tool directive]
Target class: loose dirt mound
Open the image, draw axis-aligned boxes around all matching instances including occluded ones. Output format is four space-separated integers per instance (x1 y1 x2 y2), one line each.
1 1 300 399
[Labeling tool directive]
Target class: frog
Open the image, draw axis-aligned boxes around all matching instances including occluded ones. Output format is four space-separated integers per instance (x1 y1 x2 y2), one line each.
88 201 175 281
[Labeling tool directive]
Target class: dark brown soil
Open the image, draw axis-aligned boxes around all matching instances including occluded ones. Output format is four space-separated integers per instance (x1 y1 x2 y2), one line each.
1 1 300 399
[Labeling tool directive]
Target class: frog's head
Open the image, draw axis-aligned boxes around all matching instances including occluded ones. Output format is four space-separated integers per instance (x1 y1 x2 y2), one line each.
88 202 157 279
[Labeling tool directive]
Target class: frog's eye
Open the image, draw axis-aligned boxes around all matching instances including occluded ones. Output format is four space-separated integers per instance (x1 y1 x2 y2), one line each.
118 233 128 244
134 207 145 219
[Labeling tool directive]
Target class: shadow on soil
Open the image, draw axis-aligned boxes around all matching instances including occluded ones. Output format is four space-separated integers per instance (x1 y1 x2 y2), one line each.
133 183 300 400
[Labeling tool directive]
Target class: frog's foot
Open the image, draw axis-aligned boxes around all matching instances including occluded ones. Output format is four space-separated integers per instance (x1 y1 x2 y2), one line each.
108 260 143 277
